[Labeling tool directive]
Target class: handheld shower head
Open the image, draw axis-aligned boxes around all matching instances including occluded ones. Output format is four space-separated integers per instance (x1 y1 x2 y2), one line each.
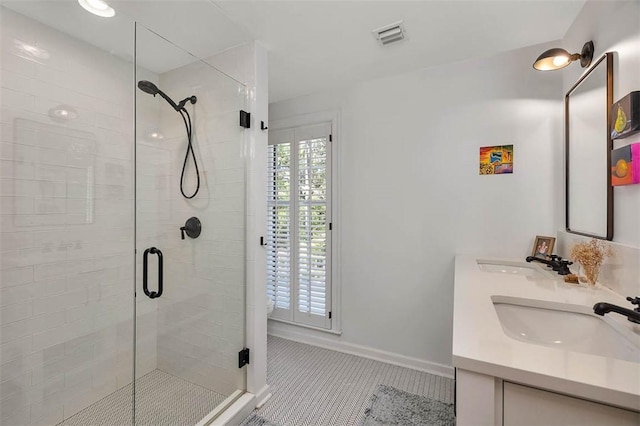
138 80 160 96
136 80 200 199
137 80 181 111
137 80 197 112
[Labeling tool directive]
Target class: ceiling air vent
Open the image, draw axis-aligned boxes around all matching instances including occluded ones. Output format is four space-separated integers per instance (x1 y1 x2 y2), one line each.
372 21 405 46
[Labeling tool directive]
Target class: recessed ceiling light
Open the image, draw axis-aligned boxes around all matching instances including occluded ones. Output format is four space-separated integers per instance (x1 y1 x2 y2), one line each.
78 0 115 18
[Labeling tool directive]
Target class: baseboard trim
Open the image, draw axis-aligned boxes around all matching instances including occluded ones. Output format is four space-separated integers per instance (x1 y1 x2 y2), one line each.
197 390 244 426
209 393 256 426
254 384 272 408
268 326 454 379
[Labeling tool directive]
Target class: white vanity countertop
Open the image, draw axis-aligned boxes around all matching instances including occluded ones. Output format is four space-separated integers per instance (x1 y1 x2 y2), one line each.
452 255 640 411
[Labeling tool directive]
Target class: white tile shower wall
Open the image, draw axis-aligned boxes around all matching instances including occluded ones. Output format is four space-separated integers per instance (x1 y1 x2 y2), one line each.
205 41 271 403
148 59 246 397
0 8 138 425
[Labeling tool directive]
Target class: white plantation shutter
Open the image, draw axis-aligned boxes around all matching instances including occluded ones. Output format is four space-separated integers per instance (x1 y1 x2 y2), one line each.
267 130 293 314
267 123 332 329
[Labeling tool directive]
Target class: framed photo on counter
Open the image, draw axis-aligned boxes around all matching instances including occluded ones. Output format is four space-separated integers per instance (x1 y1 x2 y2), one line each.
531 236 555 259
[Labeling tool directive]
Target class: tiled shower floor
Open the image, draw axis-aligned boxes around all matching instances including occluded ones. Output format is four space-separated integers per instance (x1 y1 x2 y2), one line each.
57 369 227 426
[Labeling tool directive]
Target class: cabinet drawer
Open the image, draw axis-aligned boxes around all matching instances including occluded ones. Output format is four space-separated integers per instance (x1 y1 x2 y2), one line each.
503 382 640 426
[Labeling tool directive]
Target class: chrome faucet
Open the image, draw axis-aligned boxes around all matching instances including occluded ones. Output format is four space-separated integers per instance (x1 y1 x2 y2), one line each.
593 297 640 324
525 255 573 275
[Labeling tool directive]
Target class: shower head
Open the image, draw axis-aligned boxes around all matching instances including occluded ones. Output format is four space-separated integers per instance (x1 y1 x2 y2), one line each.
137 80 181 111
137 81 200 198
138 80 160 96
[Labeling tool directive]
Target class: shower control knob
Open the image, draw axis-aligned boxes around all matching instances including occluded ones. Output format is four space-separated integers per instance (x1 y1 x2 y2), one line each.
180 217 201 240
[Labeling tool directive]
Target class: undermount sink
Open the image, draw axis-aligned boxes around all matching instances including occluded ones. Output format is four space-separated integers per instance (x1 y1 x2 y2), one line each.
477 260 546 278
492 296 640 363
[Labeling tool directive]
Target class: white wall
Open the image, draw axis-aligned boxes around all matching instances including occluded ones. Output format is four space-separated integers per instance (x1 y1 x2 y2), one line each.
0 7 134 424
269 43 563 369
561 0 640 248
557 0 640 295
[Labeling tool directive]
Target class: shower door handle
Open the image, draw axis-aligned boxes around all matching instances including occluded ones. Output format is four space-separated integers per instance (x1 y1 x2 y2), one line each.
143 247 163 299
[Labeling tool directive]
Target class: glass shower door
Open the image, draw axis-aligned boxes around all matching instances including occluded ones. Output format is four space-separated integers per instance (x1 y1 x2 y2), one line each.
134 23 247 425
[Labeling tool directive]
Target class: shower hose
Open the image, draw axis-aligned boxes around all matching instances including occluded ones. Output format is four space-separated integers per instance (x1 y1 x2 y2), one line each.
178 107 199 199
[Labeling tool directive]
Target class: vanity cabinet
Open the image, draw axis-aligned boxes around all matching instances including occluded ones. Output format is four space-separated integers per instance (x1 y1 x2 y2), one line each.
503 382 639 426
452 256 640 425
455 369 640 426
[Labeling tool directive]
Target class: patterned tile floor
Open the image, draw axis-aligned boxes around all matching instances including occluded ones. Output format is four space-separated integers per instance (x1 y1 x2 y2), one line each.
245 336 454 426
57 369 227 426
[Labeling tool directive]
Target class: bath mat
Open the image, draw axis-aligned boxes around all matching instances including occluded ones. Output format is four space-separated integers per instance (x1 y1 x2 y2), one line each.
241 414 280 426
361 385 455 426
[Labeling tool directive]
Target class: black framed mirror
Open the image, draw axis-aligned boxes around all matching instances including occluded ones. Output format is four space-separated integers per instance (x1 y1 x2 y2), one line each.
565 52 613 240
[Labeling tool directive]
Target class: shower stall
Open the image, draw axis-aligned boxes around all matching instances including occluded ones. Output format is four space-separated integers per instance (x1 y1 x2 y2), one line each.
0 2 251 425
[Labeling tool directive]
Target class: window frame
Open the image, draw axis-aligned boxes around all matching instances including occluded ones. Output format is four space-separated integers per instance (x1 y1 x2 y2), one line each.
267 110 341 334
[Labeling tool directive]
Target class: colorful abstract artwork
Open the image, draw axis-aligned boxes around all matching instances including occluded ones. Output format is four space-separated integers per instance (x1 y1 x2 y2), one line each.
611 143 640 186
611 91 640 140
479 145 513 175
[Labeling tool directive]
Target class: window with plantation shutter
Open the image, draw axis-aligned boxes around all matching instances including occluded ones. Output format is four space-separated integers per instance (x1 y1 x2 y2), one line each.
267 123 332 329
267 131 292 312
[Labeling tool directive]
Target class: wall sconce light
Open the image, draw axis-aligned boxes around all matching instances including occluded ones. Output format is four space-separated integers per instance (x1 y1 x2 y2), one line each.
533 41 594 71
